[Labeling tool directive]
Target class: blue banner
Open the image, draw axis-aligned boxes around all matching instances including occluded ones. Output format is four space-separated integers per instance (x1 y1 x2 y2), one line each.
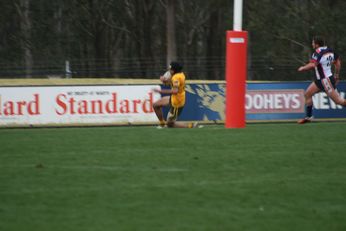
163 81 346 122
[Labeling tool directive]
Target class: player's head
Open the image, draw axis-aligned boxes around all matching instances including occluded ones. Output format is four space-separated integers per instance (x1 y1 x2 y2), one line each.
312 36 325 48
169 61 183 74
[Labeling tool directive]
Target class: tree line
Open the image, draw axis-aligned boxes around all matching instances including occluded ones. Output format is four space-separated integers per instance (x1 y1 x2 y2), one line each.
0 0 345 80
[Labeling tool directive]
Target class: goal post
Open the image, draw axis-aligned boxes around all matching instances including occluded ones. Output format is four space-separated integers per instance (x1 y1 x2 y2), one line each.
225 0 247 128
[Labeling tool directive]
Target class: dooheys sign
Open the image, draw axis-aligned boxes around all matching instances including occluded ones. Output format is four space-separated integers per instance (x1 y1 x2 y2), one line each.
0 85 161 126
245 89 305 114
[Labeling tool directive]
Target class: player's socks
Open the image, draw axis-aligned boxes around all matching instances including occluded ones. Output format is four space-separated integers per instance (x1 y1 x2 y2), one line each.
306 105 313 118
159 120 166 127
190 122 203 128
156 120 167 129
298 105 313 124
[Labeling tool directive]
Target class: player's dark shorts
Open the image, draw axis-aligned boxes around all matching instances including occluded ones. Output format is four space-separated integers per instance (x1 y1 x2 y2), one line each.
314 76 336 92
167 96 184 121
167 105 184 121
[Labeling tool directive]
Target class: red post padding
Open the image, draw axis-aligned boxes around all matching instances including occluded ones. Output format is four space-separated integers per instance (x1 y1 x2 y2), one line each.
225 31 248 128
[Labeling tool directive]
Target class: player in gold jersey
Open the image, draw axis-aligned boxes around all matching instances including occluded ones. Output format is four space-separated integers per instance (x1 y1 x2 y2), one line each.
152 61 198 128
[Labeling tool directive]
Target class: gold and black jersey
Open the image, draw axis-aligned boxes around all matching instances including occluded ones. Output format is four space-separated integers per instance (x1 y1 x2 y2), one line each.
170 72 186 108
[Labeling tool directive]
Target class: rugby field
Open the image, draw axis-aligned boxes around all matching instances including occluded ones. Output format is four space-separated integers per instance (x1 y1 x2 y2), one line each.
1 122 346 231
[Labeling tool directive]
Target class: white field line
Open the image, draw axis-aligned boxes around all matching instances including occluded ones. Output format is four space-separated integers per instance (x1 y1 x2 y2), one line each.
0 164 188 172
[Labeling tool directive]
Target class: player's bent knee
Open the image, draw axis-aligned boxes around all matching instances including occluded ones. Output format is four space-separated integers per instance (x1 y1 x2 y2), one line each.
333 97 346 106
339 100 346 107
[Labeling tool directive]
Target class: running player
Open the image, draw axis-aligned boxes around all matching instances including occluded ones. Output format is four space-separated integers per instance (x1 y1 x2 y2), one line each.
152 61 198 128
297 36 346 124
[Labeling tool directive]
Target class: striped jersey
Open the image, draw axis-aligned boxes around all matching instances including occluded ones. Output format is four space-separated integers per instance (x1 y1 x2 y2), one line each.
310 46 339 80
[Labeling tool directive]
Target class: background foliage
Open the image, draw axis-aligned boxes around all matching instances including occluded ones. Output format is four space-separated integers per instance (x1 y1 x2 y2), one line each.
0 0 345 80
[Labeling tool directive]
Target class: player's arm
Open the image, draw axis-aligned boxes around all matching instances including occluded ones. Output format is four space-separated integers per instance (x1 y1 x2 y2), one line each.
155 88 175 94
157 83 178 94
152 80 178 95
298 61 316 72
152 87 173 94
160 76 171 85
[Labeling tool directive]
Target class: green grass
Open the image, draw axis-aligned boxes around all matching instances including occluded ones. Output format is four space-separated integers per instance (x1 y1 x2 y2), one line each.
1 122 346 231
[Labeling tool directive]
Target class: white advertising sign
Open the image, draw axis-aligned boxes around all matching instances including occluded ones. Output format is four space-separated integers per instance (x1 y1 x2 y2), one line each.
0 85 161 126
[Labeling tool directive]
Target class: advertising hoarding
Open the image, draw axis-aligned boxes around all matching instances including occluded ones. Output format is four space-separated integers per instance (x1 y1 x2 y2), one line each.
1 81 345 127
178 81 346 121
0 85 160 126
